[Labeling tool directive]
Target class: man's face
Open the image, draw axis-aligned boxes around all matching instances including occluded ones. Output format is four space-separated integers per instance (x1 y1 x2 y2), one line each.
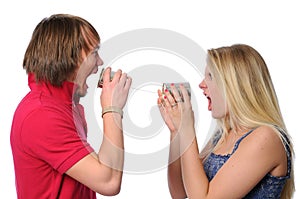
74 45 103 97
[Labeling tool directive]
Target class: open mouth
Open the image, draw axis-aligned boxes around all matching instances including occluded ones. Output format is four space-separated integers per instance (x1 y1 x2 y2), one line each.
207 96 212 111
203 92 212 111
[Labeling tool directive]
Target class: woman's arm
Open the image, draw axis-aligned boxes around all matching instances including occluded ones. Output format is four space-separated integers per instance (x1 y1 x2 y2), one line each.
158 89 187 198
168 132 187 199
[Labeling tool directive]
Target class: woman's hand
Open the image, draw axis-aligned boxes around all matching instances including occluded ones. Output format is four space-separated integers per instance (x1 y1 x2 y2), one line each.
100 67 132 109
157 83 195 135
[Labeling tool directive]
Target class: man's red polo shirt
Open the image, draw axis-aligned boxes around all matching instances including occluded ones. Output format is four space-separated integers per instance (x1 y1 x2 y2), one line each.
10 74 96 199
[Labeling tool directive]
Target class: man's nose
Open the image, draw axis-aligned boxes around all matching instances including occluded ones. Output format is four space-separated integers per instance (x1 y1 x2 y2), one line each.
97 56 104 67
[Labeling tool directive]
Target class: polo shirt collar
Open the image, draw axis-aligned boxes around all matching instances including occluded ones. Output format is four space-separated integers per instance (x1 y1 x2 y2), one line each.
28 73 78 104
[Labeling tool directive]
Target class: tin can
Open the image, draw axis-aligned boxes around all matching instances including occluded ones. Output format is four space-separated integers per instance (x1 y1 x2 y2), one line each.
162 82 191 100
97 68 115 88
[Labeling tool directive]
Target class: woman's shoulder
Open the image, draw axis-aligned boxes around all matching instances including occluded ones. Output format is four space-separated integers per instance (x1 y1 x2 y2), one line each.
242 125 285 151
251 125 281 140
238 126 288 173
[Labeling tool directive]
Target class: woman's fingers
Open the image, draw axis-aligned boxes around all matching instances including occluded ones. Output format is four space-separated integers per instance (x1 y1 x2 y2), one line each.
157 90 164 109
158 84 186 111
163 91 174 110
179 83 190 102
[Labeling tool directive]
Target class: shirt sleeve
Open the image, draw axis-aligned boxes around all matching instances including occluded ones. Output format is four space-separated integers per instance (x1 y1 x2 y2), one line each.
21 107 95 174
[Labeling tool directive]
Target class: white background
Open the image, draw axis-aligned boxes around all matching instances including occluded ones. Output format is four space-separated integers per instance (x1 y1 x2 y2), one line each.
1 0 299 198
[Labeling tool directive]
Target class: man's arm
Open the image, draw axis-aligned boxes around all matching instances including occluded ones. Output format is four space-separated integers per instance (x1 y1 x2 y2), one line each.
66 112 124 196
67 68 131 196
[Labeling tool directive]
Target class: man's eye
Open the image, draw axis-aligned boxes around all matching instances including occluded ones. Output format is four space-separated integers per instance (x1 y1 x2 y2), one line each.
93 51 99 56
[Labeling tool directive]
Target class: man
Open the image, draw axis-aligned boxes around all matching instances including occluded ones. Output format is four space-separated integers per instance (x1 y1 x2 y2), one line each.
10 14 132 198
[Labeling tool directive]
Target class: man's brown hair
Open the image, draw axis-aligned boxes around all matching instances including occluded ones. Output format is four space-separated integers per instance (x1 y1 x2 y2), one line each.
23 14 100 86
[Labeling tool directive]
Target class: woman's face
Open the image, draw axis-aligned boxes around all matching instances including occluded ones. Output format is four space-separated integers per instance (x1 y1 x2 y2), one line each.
199 66 228 119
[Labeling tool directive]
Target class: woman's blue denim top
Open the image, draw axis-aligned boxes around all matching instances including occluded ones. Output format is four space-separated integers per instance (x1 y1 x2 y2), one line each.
203 128 291 199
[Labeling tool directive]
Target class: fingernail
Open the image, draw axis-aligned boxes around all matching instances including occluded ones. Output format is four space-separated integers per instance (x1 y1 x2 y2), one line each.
165 89 168 92
171 83 174 86
164 95 167 99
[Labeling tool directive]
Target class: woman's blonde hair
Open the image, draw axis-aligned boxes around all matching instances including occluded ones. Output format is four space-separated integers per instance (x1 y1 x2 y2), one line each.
200 44 294 199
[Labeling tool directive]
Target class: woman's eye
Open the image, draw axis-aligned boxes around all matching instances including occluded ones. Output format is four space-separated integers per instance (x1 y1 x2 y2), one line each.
208 73 212 80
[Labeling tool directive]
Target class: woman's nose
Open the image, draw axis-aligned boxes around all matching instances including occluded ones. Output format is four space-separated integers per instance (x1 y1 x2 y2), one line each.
199 79 207 90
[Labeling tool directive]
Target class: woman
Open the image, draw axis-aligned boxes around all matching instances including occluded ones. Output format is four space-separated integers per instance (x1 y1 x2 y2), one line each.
158 44 294 198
